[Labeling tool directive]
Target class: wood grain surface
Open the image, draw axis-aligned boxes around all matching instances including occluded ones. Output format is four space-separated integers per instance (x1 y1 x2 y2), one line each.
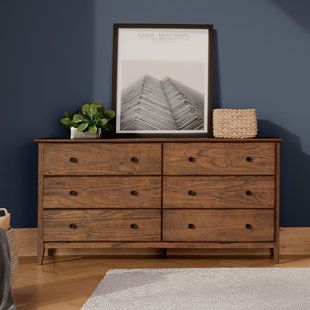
37 139 281 264
43 209 161 242
43 143 162 175
13 256 309 310
15 227 310 257
163 176 274 209
43 176 161 209
163 209 274 242
163 142 275 175
36 137 282 143
44 241 274 249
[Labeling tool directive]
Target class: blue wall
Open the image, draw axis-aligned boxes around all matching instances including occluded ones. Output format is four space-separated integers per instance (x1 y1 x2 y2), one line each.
1 0 310 227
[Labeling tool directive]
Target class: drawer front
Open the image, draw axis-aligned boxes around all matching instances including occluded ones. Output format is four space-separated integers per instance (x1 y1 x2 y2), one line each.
43 176 161 209
163 210 274 242
43 209 161 241
163 143 275 175
163 176 274 209
43 143 161 175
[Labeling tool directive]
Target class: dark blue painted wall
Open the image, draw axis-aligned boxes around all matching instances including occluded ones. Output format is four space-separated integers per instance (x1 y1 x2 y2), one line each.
1 0 309 227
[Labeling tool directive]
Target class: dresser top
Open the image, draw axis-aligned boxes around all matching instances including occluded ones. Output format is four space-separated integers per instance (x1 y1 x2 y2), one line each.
35 137 282 143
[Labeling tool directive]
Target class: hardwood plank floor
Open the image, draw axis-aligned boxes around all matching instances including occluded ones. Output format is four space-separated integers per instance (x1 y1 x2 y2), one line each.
13 256 310 310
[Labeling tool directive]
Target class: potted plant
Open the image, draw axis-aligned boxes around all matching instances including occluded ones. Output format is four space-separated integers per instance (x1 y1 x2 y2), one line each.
60 102 116 139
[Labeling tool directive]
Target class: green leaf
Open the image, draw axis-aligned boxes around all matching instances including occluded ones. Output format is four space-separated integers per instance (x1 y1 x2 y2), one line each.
60 118 72 126
97 118 108 127
88 125 97 135
82 104 91 116
96 110 105 119
101 122 113 133
89 103 98 115
73 114 87 123
64 112 74 119
105 110 116 119
92 101 102 109
77 122 89 132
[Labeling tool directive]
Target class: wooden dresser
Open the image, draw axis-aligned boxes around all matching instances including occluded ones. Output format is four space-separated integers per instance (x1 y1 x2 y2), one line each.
36 138 281 264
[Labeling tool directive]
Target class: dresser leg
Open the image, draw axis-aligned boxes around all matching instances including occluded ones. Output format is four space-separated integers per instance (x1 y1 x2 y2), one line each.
161 248 167 259
273 246 279 264
48 249 56 257
38 245 45 265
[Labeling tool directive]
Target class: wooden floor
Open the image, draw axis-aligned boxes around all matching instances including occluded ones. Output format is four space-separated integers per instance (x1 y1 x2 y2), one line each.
13 255 310 310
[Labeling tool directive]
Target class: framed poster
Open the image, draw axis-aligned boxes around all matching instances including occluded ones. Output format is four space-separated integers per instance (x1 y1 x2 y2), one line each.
112 24 213 135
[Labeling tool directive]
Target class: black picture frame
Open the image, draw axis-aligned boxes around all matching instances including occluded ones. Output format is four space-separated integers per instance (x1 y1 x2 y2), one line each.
112 23 214 137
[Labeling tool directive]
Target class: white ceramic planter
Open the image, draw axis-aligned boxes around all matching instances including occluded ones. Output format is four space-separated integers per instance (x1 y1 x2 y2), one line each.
70 127 101 139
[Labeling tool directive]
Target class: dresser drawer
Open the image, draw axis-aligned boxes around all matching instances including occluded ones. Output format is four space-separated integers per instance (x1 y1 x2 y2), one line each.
43 209 161 241
43 176 161 209
163 143 275 175
163 210 274 242
43 143 161 175
163 176 274 209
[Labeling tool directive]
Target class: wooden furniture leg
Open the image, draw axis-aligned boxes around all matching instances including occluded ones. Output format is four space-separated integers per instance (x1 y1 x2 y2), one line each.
273 245 279 264
38 244 45 265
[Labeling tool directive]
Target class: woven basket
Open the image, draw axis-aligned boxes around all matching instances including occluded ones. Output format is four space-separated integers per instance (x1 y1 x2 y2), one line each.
213 109 257 138
0 208 18 282
6 228 18 282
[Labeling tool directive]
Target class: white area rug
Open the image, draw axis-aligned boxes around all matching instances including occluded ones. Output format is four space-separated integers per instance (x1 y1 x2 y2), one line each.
82 268 310 310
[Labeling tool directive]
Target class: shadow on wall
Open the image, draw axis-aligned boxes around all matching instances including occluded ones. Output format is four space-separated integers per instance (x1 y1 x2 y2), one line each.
271 0 310 34
258 120 310 226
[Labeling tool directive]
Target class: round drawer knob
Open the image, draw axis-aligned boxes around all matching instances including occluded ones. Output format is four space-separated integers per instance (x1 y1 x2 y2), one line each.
246 156 253 162
131 157 139 163
69 223 78 229
70 157 78 163
245 223 253 230
188 223 195 229
131 190 138 196
245 190 253 196
130 223 138 229
188 190 196 196
69 190 78 196
70 157 77 163
188 157 196 163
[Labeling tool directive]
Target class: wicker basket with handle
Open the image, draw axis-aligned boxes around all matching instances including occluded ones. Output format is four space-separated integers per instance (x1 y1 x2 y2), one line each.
213 109 258 138
0 208 18 282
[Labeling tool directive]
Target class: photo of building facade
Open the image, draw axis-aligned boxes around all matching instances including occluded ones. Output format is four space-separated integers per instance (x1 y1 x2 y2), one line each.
120 74 204 131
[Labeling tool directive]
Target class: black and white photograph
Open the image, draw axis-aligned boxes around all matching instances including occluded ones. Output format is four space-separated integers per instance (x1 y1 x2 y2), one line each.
113 24 213 134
